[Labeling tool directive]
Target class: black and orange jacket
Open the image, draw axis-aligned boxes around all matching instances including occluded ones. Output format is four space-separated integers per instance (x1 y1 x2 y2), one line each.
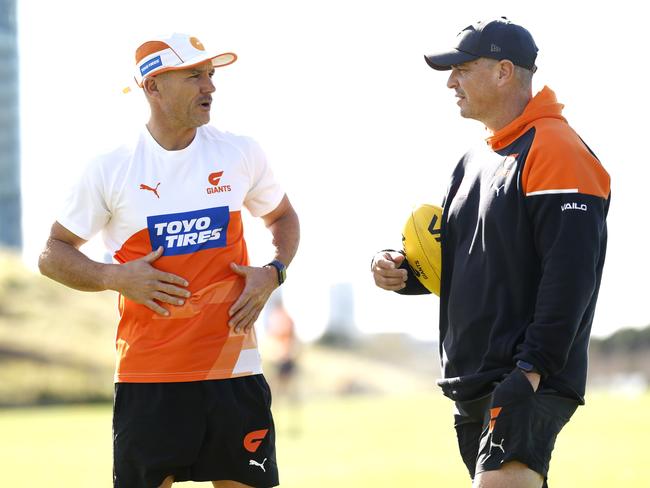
399 86 610 403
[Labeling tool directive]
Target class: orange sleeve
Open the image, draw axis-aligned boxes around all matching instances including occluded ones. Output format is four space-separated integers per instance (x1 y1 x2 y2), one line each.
521 119 610 199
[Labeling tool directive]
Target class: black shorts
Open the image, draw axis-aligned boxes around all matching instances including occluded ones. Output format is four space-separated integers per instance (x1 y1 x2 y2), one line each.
453 368 578 487
113 375 279 488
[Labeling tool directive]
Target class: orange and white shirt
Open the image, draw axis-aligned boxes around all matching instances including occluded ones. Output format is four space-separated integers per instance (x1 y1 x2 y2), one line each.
58 125 285 383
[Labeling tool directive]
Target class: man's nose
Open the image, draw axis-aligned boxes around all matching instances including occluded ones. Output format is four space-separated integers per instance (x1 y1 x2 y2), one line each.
201 76 216 93
447 71 458 89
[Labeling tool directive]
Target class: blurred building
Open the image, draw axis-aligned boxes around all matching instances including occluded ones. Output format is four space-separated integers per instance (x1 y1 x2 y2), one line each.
319 282 358 345
0 0 22 249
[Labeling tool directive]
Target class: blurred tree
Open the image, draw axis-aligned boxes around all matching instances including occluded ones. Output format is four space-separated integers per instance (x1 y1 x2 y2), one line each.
590 325 650 355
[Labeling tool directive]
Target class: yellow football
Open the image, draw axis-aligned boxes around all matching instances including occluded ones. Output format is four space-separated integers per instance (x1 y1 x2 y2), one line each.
402 203 443 296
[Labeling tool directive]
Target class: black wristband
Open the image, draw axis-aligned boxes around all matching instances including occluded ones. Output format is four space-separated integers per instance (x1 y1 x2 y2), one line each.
516 360 540 374
265 259 286 285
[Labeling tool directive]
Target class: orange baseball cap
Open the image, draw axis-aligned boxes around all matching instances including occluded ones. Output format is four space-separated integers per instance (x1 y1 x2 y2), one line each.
133 33 237 87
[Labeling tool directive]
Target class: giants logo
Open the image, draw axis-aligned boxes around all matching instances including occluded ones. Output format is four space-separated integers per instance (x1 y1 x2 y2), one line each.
207 171 232 195
492 154 518 196
190 36 205 51
243 429 269 453
488 407 502 433
411 259 428 279
147 206 230 256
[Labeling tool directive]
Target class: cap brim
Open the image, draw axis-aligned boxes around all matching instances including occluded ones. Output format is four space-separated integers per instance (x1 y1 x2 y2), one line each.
209 52 238 68
424 49 477 71
163 51 238 73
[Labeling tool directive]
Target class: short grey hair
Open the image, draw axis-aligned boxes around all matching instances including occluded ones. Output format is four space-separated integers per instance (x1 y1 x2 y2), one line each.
514 65 534 88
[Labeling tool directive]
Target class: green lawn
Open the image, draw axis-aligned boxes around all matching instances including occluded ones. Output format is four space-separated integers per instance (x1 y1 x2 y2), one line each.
0 390 648 487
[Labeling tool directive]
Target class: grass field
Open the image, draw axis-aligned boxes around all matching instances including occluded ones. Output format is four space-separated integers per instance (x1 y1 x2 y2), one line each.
2 252 649 486
1 390 648 487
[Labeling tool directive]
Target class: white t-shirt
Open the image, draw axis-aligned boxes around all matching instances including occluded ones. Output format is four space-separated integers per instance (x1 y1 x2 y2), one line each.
59 125 285 383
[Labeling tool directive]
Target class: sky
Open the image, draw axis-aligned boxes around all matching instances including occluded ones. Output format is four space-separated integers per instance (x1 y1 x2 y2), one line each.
17 0 650 341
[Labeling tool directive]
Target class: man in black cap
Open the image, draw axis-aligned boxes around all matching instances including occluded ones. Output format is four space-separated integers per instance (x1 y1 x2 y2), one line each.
371 17 610 488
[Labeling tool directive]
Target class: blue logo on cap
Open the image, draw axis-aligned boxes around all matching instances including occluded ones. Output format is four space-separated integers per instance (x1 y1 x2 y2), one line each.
147 206 230 256
140 55 162 76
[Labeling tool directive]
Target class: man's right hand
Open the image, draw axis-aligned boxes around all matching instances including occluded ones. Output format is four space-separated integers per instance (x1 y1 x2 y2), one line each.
39 223 190 317
107 246 191 316
371 251 408 291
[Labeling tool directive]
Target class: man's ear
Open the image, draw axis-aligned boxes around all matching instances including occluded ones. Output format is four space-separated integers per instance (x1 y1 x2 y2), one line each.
496 60 515 86
143 77 161 98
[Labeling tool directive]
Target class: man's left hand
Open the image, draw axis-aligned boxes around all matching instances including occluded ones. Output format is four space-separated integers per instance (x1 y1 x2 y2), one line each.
521 370 541 392
228 263 278 333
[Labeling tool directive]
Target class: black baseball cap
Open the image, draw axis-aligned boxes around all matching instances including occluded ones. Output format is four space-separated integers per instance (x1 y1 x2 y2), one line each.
424 17 538 72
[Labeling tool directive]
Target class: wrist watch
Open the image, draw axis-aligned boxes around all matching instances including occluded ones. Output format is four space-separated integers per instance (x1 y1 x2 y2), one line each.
516 360 539 375
265 259 286 286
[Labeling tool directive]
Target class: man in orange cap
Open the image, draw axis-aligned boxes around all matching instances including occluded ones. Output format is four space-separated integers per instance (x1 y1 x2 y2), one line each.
39 33 299 488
